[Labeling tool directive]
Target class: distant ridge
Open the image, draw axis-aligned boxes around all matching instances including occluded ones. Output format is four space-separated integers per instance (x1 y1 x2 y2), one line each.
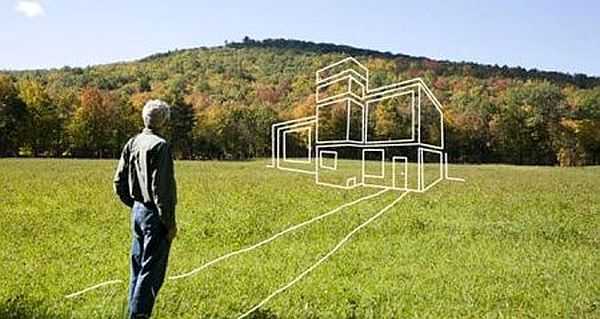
6 37 600 89
218 37 600 89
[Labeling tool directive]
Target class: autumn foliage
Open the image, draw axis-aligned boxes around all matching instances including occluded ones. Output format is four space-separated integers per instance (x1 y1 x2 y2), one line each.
1 38 599 165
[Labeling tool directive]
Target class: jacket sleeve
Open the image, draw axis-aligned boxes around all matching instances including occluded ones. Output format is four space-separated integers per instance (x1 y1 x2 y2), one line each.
152 142 177 229
113 139 134 208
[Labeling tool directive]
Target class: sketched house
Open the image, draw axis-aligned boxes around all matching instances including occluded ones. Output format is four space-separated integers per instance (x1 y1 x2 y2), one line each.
269 57 446 192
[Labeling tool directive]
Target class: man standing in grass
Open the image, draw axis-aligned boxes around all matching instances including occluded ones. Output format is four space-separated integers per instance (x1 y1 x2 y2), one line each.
114 100 178 318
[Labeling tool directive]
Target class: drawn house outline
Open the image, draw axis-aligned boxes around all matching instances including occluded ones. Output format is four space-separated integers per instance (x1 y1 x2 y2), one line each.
269 57 451 192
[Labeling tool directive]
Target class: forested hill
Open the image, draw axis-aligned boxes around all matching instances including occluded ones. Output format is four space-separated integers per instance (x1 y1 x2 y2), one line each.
1 38 599 165
226 38 600 89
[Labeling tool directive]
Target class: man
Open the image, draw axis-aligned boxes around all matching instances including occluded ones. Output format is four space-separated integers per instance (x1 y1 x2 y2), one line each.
114 99 178 318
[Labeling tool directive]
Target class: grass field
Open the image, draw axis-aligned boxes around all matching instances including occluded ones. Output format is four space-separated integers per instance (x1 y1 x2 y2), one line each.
0 159 599 318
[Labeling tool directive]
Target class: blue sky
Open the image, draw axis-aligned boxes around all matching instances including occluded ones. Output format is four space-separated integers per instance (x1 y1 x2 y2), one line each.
2 0 599 75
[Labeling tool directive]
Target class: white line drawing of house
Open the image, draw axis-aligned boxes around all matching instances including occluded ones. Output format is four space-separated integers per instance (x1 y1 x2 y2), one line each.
269 57 462 192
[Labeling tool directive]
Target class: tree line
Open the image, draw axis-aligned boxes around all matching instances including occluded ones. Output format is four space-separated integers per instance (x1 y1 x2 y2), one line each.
0 38 599 165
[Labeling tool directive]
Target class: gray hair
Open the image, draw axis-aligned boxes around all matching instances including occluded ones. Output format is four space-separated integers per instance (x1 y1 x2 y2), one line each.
142 100 170 128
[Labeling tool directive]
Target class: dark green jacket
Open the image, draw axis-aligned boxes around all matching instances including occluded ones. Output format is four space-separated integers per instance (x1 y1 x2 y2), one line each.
114 128 177 229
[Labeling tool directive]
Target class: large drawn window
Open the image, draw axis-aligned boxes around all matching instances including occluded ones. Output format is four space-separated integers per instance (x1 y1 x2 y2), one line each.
366 90 415 143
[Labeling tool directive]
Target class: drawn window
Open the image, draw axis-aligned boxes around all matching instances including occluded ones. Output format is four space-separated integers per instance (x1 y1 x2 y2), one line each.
319 150 337 170
363 149 385 178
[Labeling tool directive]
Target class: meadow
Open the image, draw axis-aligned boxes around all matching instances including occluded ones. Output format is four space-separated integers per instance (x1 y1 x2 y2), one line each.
0 159 598 318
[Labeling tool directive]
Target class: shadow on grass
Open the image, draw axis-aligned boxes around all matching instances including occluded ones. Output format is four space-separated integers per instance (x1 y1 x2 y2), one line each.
0 295 66 319
246 308 279 319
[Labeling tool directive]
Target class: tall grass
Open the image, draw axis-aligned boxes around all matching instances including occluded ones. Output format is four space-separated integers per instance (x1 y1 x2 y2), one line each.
0 159 598 318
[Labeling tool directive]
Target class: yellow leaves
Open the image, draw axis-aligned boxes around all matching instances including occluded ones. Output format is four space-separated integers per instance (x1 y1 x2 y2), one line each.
184 92 211 114
560 118 579 132
366 58 395 73
373 104 395 138
289 94 315 119
577 120 600 143
443 109 460 126
0 75 18 100
130 91 162 113
255 84 283 105
17 79 49 110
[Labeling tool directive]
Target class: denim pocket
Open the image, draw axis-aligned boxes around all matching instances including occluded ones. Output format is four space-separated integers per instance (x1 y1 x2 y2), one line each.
140 209 163 235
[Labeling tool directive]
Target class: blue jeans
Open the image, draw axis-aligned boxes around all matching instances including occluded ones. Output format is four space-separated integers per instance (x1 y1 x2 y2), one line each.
128 201 171 318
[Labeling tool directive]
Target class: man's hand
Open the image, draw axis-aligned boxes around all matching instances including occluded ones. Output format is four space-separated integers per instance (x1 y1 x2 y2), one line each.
166 225 177 242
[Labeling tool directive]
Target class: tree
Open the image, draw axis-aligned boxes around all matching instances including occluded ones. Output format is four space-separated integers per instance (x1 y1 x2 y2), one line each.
17 79 63 156
244 105 278 158
493 81 565 165
159 78 197 160
69 87 125 157
167 97 196 159
561 87 600 165
0 75 28 156
446 78 497 163
46 84 78 156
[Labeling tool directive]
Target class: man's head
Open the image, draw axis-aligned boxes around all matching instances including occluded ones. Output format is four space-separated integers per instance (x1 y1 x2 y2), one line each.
142 100 170 130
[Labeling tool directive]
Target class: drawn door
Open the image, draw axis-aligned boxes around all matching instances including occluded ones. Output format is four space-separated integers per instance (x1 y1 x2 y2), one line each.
392 156 408 190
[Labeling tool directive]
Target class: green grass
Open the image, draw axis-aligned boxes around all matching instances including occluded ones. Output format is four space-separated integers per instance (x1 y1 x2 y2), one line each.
0 159 599 318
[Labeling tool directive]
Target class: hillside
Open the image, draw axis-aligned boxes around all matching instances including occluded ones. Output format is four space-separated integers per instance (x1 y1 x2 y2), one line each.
9 38 600 89
226 38 600 88
0 38 599 165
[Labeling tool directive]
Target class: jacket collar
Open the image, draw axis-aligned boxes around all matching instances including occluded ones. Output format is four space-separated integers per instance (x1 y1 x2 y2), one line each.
142 127 154 135
142 127 167 139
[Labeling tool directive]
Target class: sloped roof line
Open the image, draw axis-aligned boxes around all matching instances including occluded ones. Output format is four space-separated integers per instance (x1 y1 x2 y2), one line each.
417 79 444 112
316 56 368 75
316 68 368 85
316 57 369 83
366 77 424 95
364 77 444 112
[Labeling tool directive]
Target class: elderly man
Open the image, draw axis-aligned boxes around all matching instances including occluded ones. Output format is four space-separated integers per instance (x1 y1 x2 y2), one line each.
114 100 177 318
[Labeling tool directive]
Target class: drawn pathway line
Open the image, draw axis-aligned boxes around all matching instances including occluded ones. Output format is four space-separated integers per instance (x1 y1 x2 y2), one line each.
168 188 389 280
64 189 388 298
238 191 410 319
64 279 123 299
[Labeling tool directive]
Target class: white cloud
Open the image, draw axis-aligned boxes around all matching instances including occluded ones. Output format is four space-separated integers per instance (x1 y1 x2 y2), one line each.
15 0 45 18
